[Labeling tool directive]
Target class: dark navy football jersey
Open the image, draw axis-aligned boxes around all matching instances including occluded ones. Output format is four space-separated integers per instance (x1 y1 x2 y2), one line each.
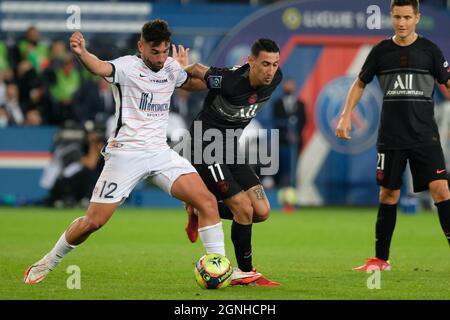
194 63 283 131
359 36 450 149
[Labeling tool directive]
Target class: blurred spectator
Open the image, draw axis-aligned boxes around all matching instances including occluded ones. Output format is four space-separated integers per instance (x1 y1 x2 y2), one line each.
39 40 70 124
47 40 67 66
74 71 114 124
4 83 24 125
17 26 49 73
16 59 41 113
0 40 10 71
48 55 81 124
0 106 9 127
0 71 6 105
272 79 306 187
24 108 42 126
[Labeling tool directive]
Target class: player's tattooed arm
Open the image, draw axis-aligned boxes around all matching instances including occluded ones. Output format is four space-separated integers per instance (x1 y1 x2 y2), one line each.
446 79 450 95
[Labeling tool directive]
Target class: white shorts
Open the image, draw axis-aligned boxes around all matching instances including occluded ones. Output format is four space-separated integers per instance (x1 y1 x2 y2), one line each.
90 147 197 204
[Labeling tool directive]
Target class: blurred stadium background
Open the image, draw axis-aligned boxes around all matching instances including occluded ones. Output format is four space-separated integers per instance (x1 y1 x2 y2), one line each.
0 0 449 209
1 0 450 301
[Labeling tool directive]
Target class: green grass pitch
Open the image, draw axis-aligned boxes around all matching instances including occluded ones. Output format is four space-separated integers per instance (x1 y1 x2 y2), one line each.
0 207 449 300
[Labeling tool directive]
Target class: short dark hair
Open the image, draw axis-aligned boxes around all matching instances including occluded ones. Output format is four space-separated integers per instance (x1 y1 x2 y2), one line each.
251 38 279 57
391 0 419 14
141 19 171 45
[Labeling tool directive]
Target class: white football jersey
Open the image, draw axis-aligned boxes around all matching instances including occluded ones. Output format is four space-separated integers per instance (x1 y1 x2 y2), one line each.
105 55 188 151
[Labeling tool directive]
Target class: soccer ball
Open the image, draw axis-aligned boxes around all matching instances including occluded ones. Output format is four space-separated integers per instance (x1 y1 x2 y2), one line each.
194 253 233 289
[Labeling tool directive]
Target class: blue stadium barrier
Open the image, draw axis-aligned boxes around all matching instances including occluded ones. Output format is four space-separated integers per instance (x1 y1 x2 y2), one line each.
0 127 58 204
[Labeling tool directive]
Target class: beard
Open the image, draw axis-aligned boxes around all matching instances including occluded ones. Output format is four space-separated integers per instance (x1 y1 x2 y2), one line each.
143 57 163 72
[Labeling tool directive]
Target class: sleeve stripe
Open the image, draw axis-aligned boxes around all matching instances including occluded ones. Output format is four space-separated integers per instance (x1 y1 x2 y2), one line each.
114 83 123 138
104 62 116 84
177 72 190 88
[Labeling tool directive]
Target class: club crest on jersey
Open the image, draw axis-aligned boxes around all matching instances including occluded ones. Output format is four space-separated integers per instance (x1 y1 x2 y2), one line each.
399 55 408 67
376 169 384 182
208 75 222 89
217 180 229 193
248 93 258 104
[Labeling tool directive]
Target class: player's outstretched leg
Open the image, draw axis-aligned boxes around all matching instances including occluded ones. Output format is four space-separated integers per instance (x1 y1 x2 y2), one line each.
24 202 118 284
172 173 226 256
184 200 234 243
184 203 199 243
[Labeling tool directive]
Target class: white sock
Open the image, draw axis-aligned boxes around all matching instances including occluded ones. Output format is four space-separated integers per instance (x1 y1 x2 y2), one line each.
46 232 76 270
198 222 225 256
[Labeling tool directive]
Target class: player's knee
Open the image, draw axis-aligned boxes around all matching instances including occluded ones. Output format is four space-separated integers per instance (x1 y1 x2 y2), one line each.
232 197 253 223
253 206 270 223
379 189 399 204
430 184 450 203
196 192 218 216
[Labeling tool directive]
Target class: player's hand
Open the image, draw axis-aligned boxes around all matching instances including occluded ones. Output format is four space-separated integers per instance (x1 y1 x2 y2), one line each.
335 116 352 139
172 44 190 67
70 31 86 56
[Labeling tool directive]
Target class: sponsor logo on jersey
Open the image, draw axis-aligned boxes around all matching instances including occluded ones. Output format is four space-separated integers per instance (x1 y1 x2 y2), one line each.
150 79 168 83
386 74 424 96
230 104 260 119
139 92 169 112
393 74 412 89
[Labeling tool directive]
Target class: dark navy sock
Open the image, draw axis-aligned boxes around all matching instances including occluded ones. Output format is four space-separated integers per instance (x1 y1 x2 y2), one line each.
435 199 450 245
231 221 253 272
375 203 397 261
